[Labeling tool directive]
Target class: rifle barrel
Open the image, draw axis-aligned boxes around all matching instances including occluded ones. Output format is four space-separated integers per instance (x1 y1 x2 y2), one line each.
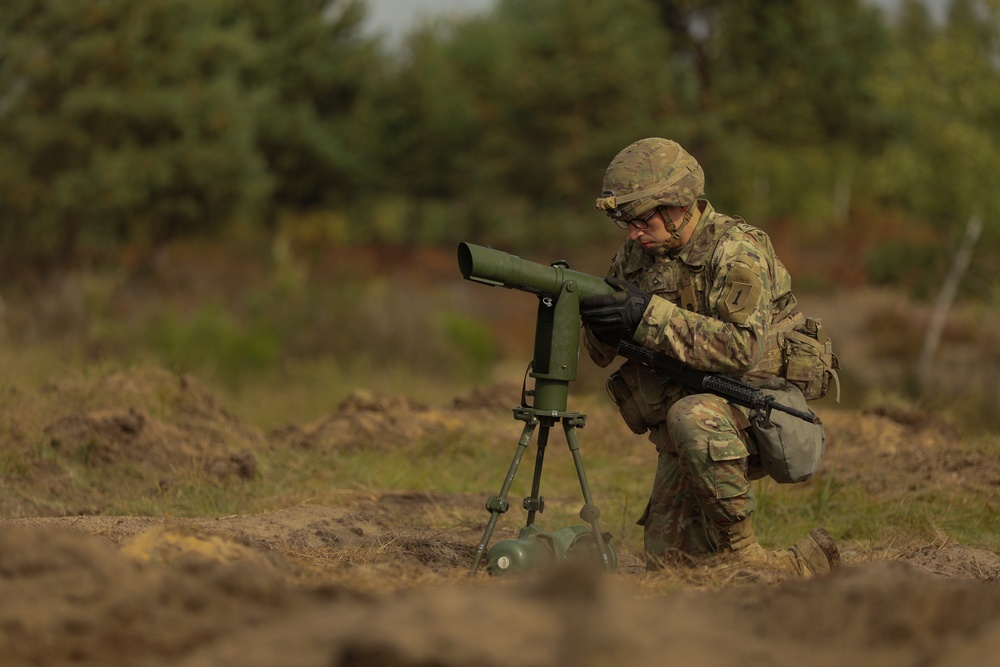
767 400 821 424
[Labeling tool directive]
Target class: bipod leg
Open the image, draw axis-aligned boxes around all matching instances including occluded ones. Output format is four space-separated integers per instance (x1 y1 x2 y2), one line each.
469 412 539 575
524 417 553 526
563 416 612 570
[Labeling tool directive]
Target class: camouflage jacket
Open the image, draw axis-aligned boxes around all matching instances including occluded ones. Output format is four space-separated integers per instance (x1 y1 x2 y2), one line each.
585 200 802 427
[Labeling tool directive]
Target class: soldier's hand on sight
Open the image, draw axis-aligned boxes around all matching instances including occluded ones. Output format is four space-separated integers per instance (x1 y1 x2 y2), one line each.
580 277 651 335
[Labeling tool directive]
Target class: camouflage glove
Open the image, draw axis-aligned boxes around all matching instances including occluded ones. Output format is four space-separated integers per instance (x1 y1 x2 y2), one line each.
580 277 651 336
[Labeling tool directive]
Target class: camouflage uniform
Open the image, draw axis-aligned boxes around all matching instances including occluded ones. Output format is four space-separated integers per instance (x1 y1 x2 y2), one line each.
585 199 802 565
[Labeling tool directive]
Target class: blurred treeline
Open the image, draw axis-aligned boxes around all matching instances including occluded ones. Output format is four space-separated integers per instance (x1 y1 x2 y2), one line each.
1 0 999 298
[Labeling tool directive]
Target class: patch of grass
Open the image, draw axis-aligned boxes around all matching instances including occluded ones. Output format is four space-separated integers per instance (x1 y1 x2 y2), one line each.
111 478 262 518
0 448 29 477
753 460 1000 553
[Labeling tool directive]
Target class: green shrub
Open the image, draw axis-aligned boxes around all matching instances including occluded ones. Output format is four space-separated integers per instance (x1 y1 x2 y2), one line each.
441 312 500 378
148 305 280 386
866 240 944 299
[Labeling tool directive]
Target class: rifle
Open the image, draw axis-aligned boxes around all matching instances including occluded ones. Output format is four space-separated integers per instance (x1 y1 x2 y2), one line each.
616 339 819 425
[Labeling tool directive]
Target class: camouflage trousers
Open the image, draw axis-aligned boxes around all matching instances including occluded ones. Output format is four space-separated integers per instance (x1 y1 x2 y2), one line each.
640 393 756 568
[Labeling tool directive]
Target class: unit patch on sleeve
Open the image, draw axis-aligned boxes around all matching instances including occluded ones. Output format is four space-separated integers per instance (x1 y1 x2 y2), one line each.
718 264 762 325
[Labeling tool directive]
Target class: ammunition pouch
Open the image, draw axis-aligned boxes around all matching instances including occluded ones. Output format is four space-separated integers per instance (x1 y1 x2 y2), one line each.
783 317 840 401
745 313 840 402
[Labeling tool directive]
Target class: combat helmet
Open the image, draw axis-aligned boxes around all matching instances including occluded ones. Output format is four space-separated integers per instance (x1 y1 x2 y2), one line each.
595 138 704 222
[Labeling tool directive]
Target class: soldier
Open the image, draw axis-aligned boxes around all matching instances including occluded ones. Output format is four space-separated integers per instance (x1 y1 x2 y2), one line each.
579 137 839 576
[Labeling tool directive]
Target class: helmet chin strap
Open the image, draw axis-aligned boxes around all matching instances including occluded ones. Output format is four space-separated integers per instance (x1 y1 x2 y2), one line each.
674 204 696 237
658 205 696 253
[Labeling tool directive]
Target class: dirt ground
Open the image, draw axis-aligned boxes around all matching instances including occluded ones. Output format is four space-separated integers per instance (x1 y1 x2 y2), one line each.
2 370 1000 667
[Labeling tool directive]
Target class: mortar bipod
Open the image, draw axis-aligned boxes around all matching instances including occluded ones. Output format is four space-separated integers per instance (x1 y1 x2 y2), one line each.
469 406 612 574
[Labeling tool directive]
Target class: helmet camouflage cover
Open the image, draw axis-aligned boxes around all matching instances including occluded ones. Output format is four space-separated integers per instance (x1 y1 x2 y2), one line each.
595 138 705 221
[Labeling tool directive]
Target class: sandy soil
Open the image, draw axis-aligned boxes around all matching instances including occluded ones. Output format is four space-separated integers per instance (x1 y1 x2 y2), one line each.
1 370 999 667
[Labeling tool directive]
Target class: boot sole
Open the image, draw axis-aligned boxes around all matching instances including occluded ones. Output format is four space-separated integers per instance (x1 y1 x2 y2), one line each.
808 527 840 569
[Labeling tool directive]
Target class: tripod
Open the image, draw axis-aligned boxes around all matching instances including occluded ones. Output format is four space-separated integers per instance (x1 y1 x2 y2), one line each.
469 402 611 574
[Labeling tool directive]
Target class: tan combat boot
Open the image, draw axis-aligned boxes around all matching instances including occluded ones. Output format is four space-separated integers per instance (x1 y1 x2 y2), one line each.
717 516 840 576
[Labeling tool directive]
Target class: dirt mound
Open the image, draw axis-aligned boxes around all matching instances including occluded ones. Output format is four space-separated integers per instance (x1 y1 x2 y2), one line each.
1 523 998 667
44 407 257 480
6 496 486 584
450 379 524 411
902 544 1000 581
267 382 532 455
822 402 957 458
121 525 292 573
0 525 334 667
0 367 265 516
270 389 468 453
729 562 1000 666
821 403 1000 498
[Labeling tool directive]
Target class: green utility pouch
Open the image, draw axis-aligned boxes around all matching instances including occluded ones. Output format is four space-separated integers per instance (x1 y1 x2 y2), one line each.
606 371 649 435
606 363 683 435
783 316 840 401
749 379 825 484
